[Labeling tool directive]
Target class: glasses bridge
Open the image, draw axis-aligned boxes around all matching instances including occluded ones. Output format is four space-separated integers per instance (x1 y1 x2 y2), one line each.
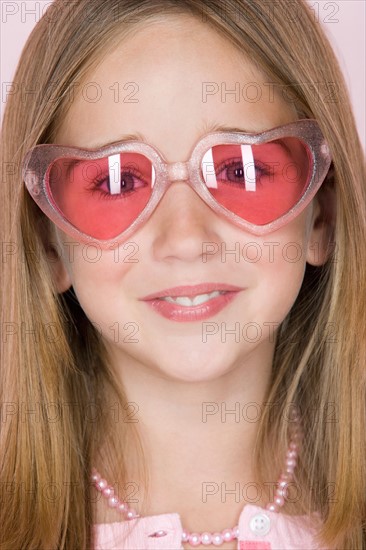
167 161 190 182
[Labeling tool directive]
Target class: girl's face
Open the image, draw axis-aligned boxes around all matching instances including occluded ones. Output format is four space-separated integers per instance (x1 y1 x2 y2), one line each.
53 16 326 382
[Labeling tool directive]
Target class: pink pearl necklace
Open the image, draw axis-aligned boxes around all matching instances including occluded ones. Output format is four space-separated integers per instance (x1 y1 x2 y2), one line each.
92 409 302 547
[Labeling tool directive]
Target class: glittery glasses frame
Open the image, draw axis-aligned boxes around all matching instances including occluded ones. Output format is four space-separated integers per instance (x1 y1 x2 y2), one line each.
22 119 332 249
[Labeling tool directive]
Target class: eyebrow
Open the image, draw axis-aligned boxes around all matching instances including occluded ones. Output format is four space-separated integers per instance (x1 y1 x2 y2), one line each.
75 123 291 156
88 133 145 149
199 122 257 134
89 124 260 149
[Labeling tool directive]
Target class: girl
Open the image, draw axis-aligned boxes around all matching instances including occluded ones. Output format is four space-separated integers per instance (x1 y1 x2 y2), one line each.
1 0 365 548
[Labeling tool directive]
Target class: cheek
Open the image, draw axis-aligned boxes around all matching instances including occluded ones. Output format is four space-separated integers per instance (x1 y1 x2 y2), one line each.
260 251 306 307
238 252 305 337
247 210 311 322
57 238 134 309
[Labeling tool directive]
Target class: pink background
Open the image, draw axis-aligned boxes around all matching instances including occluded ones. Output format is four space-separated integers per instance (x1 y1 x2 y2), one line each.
0 0 365 148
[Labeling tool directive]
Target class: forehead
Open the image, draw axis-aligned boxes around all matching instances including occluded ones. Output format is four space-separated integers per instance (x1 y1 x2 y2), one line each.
55 15 297 159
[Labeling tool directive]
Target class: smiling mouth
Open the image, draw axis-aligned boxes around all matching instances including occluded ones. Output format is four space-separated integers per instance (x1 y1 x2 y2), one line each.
142 285 243 322
158 290 227 306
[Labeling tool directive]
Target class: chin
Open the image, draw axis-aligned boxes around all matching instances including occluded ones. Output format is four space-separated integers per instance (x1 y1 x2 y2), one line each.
156 354 232 383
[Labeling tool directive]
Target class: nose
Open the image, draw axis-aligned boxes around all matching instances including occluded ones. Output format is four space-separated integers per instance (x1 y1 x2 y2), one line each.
149 179 223 263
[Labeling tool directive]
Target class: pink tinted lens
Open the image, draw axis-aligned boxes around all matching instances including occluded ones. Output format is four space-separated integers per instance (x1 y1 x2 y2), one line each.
46 153 154 239
201 138 312 224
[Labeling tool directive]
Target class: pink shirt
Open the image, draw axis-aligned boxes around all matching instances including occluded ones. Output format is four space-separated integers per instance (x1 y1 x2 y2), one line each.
94 503 328 549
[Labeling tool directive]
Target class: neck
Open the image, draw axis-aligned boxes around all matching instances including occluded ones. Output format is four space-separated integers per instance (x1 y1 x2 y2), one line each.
95 339 277 530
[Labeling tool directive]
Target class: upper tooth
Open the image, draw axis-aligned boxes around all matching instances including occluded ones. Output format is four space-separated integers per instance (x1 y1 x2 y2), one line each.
162 290 222 306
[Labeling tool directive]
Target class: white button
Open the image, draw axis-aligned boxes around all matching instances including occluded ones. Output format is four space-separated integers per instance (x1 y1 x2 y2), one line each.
249 513 271 536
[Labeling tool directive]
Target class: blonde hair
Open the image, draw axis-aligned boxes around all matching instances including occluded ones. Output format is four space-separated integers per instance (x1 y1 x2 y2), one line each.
1 0 365 548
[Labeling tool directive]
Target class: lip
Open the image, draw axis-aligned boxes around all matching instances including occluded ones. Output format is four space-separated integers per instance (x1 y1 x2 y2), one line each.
140 283 245 323
140 283 245 300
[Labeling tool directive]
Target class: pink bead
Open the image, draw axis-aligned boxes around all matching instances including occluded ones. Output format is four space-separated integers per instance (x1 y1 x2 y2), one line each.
97 479 108 490
289 441 298 450
222 528 234 542
102 487 114 497
188 533 201 546
181 530 190 542
126 509 138 519
201 532 212 545
91 472 100 483
108 496 119 508
278 479 289 488
212 532 224 546
233 526 239 538
266 503 278 513
118 502 128 513
274 495 285 507
286 449 297 459
285 461 296 474
276 487 287 498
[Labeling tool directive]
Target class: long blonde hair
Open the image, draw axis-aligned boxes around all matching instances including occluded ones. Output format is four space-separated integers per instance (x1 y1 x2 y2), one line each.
1 0 365 548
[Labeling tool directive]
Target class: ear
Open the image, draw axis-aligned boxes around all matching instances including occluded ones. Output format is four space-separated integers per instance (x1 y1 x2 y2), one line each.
38 217 72 293
306 167 336 266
